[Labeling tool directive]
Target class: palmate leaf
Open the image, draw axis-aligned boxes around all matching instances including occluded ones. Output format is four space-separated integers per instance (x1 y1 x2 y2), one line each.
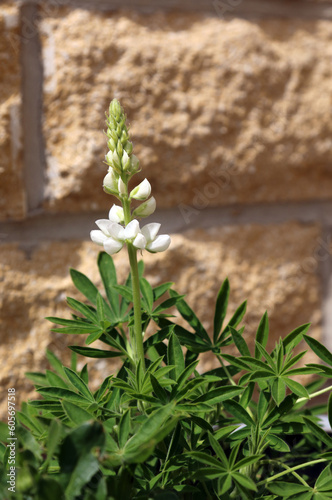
37 386 93 404
219 300 247 342
153 282 174 300
192 386 244 406
302 417 332 448
283 323 311 350
62 401 94 425
140 277 154 313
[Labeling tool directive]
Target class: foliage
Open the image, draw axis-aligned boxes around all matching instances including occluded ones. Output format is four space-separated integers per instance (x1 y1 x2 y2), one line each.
1 254 332 500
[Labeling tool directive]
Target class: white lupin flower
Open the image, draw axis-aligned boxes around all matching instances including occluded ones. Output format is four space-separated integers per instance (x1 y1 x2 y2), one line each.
132 196 156 218
141 223 171 253
90 218 143 255
130 178 151 201
109 204 124 223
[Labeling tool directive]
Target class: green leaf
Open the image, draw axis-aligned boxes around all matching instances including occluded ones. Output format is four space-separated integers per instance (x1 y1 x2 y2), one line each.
153 282 174 300
25 371 48 386
304 335 332 367
303 417 332 448
123 405 177 462
267 434 290 452
143 325 174 350
169 290 210 342
98 251 120 317
221 300 247 339
37 386 92 404
153 295 186 314
208 432 228 468
150 374 168 404
86 328 105 345
70 268 99 304
284 378 308 399
213 278 230 344
66 297 97 323
192 386 244 406
232 472 257 491
64 367 94 401
283 323 311 349
176 360 199 390
271 377 286 406
46 316 94 328
62 400 94 425
51 325 103 335
46 349 66 377
329 393 332 432
69 345 123 358
112 284 133 303
167 331 185 381
257 390 270 424
223 400 254 427
65 453 100 498
188 451 225 469
118 410 131 449
140 277 154 313
46 370 68 389
255 311 269 359
267 482 310 496
230 326 250 356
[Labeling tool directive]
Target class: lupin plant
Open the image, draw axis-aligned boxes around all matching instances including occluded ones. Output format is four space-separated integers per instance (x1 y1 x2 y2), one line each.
1 101 332 500
90 99 170 374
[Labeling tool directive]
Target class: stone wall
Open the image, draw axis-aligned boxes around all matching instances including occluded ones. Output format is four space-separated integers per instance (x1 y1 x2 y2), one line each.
1 0 332 417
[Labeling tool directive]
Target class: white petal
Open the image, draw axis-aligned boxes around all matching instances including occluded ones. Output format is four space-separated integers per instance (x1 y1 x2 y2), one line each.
118 177 126 196
133 233 146 249
95 219 112 236
130 178 151 200
124 219 140 240
109 204 124 223
141 223 160 243
146 234 171 253
103 238 124 255
90 230 108 246
108 222 125 241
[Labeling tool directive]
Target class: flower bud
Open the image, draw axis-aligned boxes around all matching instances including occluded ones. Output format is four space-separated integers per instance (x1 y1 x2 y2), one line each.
122 150 131 171
103 170 118 195
132 196 156 218
107 138 116 151
109 99 122 120
130 155 140 173
118 177 127 196
130 178 151 201
109 204 124 223
124 141 133 155
117 141 123 158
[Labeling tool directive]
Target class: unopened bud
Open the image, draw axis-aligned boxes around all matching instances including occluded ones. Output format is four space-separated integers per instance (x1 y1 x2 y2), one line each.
118 177 127 196
130 178 151 201
132 196 156 218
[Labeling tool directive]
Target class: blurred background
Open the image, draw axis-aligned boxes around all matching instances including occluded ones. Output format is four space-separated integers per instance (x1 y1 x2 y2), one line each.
1 0 332 417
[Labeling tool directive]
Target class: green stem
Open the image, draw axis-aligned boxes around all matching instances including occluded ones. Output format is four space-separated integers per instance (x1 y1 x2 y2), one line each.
216 354 236 386
257 459 326 487
127 243 145 373
122 194 145 373
296 384 332 404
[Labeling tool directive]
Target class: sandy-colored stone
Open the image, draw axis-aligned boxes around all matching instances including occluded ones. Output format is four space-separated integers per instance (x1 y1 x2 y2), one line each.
0 3 25 220
0 221 322 418
40 10 332 213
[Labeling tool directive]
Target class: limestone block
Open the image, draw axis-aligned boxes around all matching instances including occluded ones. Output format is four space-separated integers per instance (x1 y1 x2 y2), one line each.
40 10 332 213
0 3 25 220
0 221 322 417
